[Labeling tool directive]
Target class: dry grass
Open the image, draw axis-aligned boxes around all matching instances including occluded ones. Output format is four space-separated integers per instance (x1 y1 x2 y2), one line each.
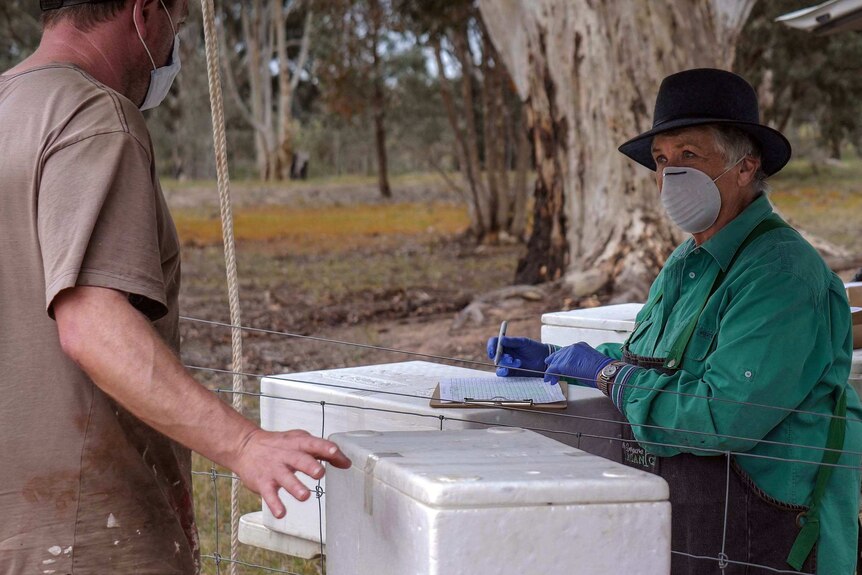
770 157 862 254
173 203 469 254
192 455 322 575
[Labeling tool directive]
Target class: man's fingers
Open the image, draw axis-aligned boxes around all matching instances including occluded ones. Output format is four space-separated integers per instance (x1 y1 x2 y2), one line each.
261 484 286 519
288 435 351 467
276 469 312 502
326 449 352 469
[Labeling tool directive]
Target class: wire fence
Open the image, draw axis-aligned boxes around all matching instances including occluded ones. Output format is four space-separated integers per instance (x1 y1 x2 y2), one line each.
182 315 862 575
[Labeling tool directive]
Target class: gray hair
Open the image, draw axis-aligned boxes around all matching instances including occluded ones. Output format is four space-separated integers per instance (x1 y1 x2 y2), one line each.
707 125 770 195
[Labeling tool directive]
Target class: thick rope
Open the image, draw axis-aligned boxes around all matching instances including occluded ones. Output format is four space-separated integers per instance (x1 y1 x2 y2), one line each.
199 1 244 574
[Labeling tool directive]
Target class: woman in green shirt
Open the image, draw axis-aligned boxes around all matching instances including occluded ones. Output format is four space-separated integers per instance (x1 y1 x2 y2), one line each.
490 69 862 574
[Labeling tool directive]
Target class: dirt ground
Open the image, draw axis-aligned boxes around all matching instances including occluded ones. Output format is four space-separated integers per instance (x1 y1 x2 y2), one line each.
170 175 577 405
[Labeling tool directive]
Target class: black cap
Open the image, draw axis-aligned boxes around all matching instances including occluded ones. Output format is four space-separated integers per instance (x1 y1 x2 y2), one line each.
41 0 118 10
618 68 792 176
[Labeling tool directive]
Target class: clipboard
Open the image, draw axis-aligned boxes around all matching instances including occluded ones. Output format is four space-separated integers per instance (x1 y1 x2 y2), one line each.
429 381 568 410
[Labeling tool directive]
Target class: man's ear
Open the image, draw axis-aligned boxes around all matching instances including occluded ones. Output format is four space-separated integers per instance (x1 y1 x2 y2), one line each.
132 0 163 40
736 155 760 188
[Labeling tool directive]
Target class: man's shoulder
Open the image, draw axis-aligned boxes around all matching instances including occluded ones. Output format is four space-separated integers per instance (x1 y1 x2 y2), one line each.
3 65 151 156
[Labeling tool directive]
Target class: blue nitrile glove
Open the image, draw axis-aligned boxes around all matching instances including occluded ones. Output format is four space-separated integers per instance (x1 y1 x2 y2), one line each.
543 342 613 387
486 336 552 377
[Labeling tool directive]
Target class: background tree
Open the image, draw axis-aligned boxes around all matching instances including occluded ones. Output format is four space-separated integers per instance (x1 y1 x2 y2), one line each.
0 1 40 72
313 0 397 198
735 0 862 160
479 0 754 297
149 0 216 179
398 0 532 242
217 0 312 180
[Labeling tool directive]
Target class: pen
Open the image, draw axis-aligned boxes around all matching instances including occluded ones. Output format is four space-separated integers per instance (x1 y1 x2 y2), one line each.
493 320 508 366
463 398 534 407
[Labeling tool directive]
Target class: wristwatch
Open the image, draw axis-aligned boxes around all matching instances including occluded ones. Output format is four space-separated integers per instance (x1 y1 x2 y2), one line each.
597 361 625 396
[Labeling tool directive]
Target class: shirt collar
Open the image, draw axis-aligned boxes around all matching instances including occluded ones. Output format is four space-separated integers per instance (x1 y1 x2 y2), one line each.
700 194 774 271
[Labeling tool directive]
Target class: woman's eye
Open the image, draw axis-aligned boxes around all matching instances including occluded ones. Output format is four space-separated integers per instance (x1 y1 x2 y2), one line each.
682 150 696 159
654 155 667 164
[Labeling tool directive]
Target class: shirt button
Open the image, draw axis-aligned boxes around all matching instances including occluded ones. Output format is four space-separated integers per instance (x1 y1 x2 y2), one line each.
693 248 701 254
689 272 696 279
744 370 753 378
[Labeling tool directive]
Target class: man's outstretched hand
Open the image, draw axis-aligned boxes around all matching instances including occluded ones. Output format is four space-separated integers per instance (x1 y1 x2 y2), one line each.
232 429 351 519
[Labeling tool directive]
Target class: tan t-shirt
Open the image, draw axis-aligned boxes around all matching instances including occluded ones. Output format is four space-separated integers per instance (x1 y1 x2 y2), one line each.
0 65 198 574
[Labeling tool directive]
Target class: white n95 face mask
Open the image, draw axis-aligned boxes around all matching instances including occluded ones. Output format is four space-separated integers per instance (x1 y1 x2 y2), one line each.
134 0 181 111
660 158 743 234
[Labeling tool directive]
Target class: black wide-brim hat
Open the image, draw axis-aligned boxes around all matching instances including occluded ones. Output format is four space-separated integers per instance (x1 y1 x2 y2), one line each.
618 68 791 176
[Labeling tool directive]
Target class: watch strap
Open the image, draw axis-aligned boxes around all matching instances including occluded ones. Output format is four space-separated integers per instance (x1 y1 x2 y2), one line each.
598 361 625 396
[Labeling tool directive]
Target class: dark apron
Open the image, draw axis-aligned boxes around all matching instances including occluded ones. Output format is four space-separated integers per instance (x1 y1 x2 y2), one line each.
616 217 833 574
619 346 816 574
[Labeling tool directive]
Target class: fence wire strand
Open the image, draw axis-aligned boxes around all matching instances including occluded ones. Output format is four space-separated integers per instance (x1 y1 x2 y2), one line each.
181 316 860 575
181 315 862 427
186 365 862 465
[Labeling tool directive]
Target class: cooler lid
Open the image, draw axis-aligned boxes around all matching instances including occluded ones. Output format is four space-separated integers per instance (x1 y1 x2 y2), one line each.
331 428 668 509
541 303 644 331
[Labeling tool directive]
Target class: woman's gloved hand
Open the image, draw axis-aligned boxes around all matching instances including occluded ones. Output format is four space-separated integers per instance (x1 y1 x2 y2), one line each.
543 342 613 387
486 336 553 377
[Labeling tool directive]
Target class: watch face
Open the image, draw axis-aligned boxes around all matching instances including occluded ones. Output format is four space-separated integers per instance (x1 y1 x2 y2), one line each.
602 364 619 377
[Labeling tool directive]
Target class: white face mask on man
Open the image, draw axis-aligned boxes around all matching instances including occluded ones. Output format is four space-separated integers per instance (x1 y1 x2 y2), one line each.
134 0 181 111
660 157 744 234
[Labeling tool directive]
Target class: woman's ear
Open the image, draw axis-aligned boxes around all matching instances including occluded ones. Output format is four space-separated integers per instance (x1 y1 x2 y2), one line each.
736 155 760 188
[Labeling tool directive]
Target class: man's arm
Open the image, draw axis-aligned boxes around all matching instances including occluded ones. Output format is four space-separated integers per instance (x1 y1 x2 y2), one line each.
53 285 351 519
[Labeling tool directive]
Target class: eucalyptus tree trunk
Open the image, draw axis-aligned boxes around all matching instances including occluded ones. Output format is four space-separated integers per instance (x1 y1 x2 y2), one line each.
220 0 311 181
479 0 754 298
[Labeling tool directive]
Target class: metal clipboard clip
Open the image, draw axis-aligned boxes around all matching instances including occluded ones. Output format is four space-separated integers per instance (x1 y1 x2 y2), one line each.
462 396 534 407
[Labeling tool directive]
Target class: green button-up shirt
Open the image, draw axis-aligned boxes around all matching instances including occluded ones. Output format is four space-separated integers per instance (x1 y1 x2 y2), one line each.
598 194 862 574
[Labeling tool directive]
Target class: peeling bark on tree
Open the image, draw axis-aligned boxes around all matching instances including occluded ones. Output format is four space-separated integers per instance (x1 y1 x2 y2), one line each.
479 0 754 297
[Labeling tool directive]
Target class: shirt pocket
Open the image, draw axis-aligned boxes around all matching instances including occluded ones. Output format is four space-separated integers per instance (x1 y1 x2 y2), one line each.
685 316 718 361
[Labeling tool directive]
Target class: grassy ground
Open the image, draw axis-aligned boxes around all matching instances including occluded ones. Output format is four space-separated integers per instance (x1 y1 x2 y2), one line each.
168 162 862 574
770 157 862 255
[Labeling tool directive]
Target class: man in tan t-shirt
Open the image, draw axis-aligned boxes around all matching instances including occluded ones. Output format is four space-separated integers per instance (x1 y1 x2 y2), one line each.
0 1 351 573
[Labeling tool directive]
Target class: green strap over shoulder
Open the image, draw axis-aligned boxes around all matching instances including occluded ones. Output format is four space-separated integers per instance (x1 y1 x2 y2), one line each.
663 216 792 369
786 387 847 571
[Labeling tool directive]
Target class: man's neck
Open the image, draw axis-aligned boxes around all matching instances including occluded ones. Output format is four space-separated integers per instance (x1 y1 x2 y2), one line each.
8 24 129 97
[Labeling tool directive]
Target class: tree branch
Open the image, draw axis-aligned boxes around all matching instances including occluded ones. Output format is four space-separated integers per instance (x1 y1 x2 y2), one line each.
290 10 313 94
218 11 270 137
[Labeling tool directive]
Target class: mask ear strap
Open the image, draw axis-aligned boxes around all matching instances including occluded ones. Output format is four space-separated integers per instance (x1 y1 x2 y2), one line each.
712 155 746 183
160 0 176 36
134 2 157 70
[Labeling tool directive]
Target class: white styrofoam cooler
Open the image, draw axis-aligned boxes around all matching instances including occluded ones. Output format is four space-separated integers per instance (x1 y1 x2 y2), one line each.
325 428 670 575
251 361 492 556
541 302 643 347
249 359 632 556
